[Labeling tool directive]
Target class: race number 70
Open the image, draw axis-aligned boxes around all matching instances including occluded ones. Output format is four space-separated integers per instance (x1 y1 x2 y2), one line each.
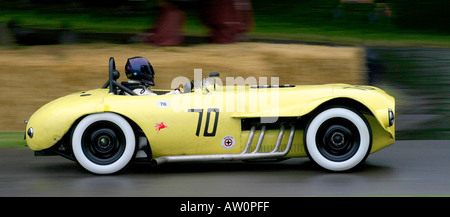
188 108 219 137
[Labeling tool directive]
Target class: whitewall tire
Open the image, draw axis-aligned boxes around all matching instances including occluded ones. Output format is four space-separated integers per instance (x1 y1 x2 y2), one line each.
305 107 371 171
72 113 136 174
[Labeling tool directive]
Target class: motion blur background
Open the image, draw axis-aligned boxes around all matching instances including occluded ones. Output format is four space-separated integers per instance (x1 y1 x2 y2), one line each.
0 0 448 145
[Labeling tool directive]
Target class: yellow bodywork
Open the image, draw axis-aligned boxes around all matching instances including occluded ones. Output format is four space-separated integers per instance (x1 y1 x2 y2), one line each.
25 84 395 159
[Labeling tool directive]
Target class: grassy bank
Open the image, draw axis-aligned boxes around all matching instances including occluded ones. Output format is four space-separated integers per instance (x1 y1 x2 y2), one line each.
0 132 27 149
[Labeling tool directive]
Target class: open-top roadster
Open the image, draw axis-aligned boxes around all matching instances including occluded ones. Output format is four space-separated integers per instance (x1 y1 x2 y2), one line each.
25 57 395 174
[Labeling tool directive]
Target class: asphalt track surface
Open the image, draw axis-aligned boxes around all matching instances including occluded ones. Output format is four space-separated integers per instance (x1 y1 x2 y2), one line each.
0 140 448 197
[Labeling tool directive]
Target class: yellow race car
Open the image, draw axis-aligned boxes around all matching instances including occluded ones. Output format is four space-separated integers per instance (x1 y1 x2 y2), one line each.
25 57 395 174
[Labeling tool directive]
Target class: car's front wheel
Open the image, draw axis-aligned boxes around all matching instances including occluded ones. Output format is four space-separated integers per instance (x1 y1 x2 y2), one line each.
72 113 136 174
305 107 371 171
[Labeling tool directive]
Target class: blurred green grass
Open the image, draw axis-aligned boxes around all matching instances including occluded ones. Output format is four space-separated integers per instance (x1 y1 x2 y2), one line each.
0 132 27 149
1 1 449 47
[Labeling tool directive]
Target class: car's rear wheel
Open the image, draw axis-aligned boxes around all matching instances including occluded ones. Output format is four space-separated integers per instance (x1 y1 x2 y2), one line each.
72 113 136 174
305 107 371 171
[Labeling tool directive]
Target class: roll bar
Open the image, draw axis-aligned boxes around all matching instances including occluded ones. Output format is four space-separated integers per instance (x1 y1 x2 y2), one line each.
101 57 137 95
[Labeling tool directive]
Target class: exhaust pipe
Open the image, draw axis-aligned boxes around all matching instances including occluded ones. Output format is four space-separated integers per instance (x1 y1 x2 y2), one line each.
152 125 295 166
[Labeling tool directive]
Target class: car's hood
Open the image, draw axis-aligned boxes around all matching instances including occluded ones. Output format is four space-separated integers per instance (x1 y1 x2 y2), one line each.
229 84 393 117
25 89 108 150
229 84 334 118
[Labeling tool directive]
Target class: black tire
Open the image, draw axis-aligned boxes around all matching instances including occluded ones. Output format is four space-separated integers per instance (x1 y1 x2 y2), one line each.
72 113 136 174
304 107 372 171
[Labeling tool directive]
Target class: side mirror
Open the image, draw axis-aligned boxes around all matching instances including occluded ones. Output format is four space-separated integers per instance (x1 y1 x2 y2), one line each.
209 72 220 77
208 72 220 91
112 70 120 80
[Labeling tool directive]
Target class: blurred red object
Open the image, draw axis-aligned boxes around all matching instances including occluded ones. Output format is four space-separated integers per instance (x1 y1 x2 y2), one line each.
146 0 253 46
202 0 253 44
147 3 186 46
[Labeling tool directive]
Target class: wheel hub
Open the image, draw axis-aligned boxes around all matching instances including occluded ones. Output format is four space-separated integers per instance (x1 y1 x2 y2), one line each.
316 118 361 162
98 136 110 147
91 128 117 155
330 131 345 146
81 121 126 165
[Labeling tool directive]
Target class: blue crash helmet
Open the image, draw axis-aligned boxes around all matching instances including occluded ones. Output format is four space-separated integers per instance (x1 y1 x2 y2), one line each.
125 57 155 86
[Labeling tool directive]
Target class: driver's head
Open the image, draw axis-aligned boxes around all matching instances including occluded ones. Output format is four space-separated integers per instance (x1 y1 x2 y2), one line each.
125 57 155 86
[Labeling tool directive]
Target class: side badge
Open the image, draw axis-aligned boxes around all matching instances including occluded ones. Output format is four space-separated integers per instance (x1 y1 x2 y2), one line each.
221 135 236 149
155 122 168 133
